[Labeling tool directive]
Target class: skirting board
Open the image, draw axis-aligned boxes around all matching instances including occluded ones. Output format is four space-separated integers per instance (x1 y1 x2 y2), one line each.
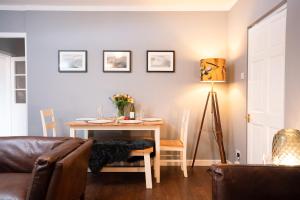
160 159 232 166
89 160 232 173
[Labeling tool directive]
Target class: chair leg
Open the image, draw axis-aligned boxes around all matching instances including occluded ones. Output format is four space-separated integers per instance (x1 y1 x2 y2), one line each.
182 151 188 178
144 153 152 189
180 151 183 171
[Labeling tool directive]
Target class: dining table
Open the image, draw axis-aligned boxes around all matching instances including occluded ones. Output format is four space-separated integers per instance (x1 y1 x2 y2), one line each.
65 119 163 183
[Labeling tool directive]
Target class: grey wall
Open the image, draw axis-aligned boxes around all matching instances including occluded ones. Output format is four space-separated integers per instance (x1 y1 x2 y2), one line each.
227 0 300 163
1 1 299 163
0 11 228 160
0 38 25 56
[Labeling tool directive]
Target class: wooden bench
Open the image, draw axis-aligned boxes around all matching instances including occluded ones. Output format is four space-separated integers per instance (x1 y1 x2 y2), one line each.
101 147 153 189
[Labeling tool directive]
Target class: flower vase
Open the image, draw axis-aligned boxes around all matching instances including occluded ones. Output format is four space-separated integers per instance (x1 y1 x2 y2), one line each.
117 106 125 117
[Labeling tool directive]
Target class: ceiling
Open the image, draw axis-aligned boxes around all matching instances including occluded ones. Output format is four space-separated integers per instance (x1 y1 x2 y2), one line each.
0 0 238 11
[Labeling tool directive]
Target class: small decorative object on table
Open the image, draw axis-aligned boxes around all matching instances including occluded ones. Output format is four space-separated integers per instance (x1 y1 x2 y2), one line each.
272 129 300 166
110 93 134 117
129 103 135 120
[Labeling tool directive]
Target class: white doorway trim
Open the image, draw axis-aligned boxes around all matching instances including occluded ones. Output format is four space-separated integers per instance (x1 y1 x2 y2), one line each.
0 32 26 38
0 32 28 135
0 53 11 135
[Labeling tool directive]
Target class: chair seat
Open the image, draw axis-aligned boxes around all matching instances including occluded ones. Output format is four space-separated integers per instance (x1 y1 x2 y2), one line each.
160 140 183 150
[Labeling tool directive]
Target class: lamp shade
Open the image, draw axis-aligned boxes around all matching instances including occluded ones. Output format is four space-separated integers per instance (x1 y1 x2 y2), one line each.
200 58 226 82
272 129 300 166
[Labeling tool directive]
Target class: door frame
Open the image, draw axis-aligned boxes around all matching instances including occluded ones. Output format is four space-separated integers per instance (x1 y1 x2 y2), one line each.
0 32 28 135
246 1 287 163
0 53 12 135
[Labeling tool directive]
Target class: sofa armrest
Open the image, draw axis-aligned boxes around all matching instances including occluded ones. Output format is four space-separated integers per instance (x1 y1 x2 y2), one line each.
208 164 300 200
26 138 83 200
45 139 93 200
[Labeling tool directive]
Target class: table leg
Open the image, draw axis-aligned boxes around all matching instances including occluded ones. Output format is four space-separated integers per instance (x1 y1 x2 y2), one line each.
153 130 157 178
154 127 160 183
70 128 75 138
154 156 157 178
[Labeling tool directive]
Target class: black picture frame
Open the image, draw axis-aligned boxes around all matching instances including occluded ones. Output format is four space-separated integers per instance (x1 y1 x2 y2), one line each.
58 50 87 73
147 50 175 73
103 50 132 73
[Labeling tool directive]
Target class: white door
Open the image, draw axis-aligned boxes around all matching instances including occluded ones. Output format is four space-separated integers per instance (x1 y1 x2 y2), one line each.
247 5 286 164
10 57 28 136
0 53 11 136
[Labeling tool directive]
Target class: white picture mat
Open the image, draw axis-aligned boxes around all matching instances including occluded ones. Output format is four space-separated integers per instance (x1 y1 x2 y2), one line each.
59 51 86 71
148 51 174 71
104 51 131 71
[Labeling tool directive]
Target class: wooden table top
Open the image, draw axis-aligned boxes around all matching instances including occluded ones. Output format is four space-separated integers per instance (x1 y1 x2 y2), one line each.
66 120 163 127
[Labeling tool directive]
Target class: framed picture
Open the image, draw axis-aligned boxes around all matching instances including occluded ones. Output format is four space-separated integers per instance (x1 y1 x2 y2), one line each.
58 50 87 73
103 50 131 72
147 51 175 72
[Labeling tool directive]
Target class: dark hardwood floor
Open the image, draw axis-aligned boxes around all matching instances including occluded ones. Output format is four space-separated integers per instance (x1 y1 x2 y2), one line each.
86 166 212 200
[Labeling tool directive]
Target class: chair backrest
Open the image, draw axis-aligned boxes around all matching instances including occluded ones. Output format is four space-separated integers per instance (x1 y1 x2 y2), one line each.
179 109 190 147
40 108 57 137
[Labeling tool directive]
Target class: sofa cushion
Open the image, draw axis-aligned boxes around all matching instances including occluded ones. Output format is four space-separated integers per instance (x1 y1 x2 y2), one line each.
0 173 31 200
209 164 300 200
0 137 69 173
26 138 84 200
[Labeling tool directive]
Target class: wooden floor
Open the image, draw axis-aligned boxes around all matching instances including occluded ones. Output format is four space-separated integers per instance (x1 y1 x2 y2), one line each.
86 166 212 200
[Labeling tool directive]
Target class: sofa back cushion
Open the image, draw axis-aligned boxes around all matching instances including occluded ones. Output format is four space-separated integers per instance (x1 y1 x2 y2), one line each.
26 138 83 200
0 137 68 173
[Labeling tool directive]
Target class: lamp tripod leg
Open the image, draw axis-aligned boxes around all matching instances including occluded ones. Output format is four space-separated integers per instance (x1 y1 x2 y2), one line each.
211 92 227 164
192 92 211 168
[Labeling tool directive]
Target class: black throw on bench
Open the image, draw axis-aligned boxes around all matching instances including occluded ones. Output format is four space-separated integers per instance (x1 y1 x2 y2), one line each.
89 139 155 173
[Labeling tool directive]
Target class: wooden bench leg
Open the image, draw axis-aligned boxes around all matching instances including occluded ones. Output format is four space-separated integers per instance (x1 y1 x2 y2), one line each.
153 157 157 178
144 153 152 189
84 130 89 139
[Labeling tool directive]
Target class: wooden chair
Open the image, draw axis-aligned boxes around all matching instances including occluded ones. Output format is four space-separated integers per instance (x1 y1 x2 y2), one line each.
160 110 190 177
40 108 57 137
101 147 153 189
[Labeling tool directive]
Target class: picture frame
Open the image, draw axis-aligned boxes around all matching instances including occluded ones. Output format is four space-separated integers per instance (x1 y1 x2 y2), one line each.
58 50 87 73
147 50 175 72
103 50 131 72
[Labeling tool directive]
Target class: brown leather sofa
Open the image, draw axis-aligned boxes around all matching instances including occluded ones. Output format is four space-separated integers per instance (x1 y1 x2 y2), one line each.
0 136 93 200
209 164 300 200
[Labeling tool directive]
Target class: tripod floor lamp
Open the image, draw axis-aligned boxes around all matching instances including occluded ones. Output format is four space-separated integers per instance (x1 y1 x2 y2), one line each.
192 58 227 167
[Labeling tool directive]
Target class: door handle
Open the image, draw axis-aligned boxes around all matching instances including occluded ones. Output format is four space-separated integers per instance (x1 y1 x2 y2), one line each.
246 114 251 123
